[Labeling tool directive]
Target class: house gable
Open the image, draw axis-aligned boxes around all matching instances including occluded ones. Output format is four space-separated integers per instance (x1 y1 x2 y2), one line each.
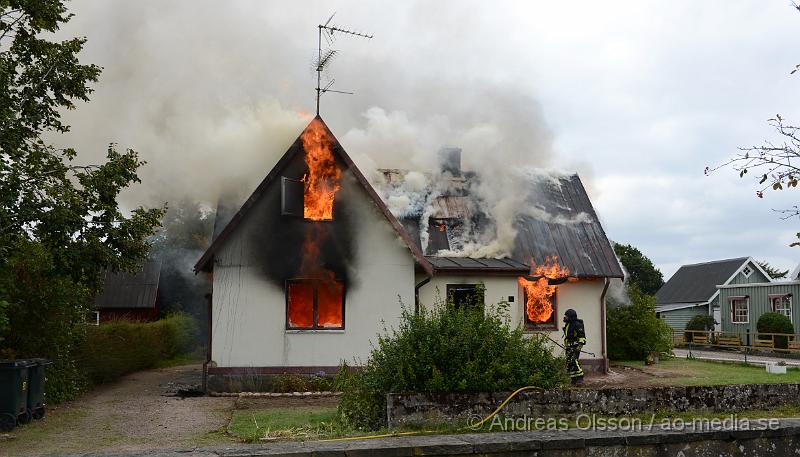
656 257 748 305
194 116 431 275
728 259 772 285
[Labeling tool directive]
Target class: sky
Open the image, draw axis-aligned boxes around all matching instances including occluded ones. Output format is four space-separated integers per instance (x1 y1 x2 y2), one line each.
55 1 800 279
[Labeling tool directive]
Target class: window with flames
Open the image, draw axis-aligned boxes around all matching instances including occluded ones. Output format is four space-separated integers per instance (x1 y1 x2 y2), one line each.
524 289 558 330
286 279 345 330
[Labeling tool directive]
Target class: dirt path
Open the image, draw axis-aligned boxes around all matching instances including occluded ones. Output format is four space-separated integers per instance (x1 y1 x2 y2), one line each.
0 364 237 457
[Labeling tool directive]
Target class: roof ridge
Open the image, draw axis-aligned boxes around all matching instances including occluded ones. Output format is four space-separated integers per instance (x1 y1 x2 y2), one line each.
680 257 749 268
194 116 432 275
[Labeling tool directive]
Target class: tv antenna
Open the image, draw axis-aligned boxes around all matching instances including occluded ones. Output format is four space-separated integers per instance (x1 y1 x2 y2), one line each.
315 13 373 115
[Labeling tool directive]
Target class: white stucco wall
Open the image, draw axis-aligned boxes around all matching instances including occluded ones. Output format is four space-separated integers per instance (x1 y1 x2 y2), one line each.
210 184 415 368
416 275 606 361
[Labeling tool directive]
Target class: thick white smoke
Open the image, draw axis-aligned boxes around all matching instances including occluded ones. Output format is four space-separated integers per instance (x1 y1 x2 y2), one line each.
54 1 594 258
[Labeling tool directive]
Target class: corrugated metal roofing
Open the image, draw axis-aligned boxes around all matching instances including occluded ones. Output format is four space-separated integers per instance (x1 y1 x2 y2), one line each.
94 259 161 309
426 256 528 271
510 174 623 278
403 174 623 278
655 257 748 305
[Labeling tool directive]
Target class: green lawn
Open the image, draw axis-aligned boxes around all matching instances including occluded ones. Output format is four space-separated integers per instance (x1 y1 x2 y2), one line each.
617 358 800 386
227 406 342 442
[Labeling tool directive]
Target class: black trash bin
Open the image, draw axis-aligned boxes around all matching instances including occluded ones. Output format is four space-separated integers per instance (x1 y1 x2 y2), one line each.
0 359 32 431
26 358 51 420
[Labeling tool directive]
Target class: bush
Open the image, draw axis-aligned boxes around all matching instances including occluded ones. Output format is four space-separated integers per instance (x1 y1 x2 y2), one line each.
757 312 794 349
77 313 199 385
607 286 673 360
337 302 567 430
684 315 716 343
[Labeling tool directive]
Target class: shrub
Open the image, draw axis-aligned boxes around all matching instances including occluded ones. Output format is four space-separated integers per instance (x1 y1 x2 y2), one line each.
337 302 567 430
757 312 794 349
77 313 199 385
607 286 673 360
684 315 716 343
273 373 308 393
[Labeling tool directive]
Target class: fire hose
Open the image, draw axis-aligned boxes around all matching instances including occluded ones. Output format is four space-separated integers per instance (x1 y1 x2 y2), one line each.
536 332 597 357
319 385 545 442
320 335 593 443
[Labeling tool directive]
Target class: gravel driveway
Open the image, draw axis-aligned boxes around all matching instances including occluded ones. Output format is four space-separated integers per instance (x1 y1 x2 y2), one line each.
0 364 236 456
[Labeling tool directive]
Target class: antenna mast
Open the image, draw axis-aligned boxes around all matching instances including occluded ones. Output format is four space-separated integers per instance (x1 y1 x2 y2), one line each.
315 13 373 115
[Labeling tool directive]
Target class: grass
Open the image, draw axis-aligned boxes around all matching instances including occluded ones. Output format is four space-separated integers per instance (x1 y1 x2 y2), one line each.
227 406 342 442
229 358 800 443
617 357 800 386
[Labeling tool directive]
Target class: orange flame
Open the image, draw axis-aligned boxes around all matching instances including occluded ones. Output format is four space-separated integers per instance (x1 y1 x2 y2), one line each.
301 119 341 221
287 225 344 328
518 256 570 324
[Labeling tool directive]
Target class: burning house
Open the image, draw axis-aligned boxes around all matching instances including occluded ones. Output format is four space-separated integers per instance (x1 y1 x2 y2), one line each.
195 116 623 388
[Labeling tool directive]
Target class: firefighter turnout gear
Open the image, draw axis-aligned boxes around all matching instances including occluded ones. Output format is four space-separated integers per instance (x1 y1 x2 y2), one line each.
563 308 586 385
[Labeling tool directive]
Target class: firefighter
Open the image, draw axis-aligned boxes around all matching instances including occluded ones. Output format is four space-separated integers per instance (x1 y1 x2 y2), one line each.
562 308 586 385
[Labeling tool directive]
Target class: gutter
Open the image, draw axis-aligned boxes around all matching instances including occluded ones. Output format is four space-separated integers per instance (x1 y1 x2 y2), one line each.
414 274 433 314
600 277 610 374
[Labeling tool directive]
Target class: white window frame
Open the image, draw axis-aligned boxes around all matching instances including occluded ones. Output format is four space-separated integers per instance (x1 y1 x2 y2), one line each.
742 265 753 278
770 294 793 320
730 296 749 324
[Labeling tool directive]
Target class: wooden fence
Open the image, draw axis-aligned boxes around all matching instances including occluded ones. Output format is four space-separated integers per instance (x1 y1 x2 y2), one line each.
674 329 800 353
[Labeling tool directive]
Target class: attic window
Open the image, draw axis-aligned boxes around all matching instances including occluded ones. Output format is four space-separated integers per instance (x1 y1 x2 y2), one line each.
524 290 558 331
286 279 345 330
281 177 304 217
742 266 753 278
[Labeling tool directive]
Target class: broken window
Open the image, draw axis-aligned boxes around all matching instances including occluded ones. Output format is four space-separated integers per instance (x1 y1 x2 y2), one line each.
286 279 344 329
524 290 557 330
446 284 484 310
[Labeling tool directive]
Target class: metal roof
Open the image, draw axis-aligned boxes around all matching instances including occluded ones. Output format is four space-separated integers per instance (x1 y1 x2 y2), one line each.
401 174 624 279
511 174 623 279
94 259 161 309
425 256 529 273
655 257 748 304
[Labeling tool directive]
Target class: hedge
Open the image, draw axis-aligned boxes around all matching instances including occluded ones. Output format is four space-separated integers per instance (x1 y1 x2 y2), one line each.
77 313 198 385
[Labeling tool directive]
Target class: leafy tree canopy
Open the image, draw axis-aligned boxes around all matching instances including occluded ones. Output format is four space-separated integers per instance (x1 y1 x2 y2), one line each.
612 243 664 296
0 0 164 401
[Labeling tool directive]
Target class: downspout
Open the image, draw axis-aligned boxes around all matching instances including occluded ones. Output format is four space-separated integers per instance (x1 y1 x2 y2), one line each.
415 274 432 314
201 269 213 393
600 278 610 374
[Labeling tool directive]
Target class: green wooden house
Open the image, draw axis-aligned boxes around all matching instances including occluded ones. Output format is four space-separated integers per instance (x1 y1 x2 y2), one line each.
655 257 772 331
717 264 800 336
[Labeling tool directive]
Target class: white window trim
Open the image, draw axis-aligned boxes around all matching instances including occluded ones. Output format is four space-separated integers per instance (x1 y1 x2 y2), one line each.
770 294 793 320
730 297 749 324
742 266 753 278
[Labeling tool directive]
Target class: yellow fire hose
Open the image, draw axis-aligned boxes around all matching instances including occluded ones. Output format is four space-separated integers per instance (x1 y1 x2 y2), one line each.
319 385 544 442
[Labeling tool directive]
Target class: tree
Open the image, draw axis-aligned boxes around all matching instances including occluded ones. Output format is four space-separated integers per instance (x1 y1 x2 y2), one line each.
756 260 789 279
0 1 163 401
612 243 664 296
606 285 673 360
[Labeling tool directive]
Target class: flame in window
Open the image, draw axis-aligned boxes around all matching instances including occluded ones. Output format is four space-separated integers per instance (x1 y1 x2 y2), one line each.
518 256 571 324
301 119 341 221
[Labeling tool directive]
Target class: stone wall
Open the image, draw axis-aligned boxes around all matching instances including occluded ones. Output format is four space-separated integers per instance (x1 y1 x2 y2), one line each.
387 383 800 429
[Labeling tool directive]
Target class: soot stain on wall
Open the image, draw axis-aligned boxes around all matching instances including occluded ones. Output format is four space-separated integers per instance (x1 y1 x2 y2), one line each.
245 143 358 289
